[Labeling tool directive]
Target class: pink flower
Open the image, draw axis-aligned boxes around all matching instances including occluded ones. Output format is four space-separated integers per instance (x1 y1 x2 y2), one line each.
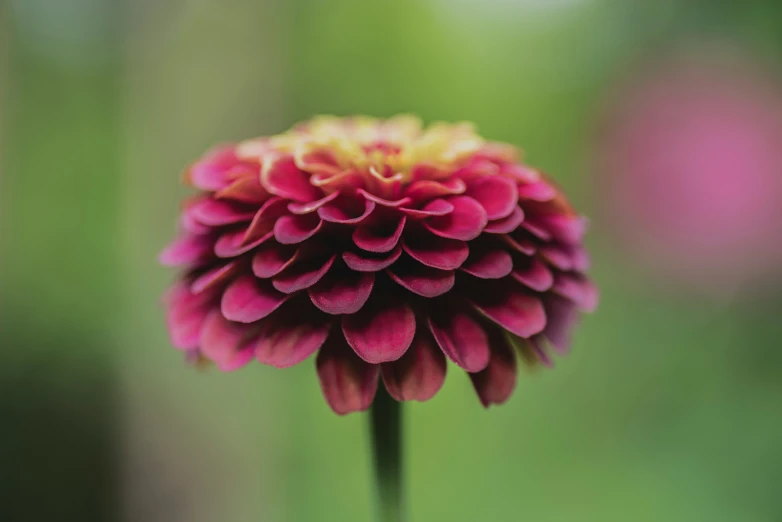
160 116 597 414
595 49 782 293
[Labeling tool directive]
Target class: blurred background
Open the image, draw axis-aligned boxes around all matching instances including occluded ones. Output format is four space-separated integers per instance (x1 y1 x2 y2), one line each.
2 0 782 521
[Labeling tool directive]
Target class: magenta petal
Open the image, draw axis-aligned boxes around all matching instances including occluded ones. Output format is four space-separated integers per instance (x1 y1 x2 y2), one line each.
387 260 455 298
165 283 213 349
318 199 376 224
425 195 488 241
190 261 240 294
484 206 525 234
309 265 374 315
288 191 340 214
517 180 557 201
471 286 546 338
343 246 402 272
470 335 517 407
466 175 518 220
221 274 289 323
272 255 336 294
317 337 380 415
534 215 587 244
511 257 554 292
553 273 599 312
342 296 416 363
188 146 238 191
357 189 412 208
199 311 254 371
353 215 406 253
503 234 537 256
428 304 491 372
159 234 214 266
242 197 289 244
214 175 269 204
521 220 553 241
188 198 255 226
539 245 574 271
261 154 321 202
401 198 454 219
402 233 469 270
253 315 331 368
274 213 323 244
542 295 579 354
381 333 447 402
252 243 299 278
214 228 273 258
461 249 513 279
405 178 466 201
180 212 211 235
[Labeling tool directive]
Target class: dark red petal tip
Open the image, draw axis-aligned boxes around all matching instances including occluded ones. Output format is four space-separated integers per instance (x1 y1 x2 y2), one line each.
342 295 416 364
317 338 380 415
381 333 447 402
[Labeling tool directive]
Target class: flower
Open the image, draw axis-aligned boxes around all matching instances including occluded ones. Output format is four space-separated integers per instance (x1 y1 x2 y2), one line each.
594 49 782 294
160 116 597 414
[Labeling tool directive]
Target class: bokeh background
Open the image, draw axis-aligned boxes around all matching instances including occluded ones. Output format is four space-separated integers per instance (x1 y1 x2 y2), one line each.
3 1 782 521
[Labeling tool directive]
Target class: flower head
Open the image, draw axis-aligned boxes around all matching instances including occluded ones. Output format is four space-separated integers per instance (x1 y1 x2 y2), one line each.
160 116 597 414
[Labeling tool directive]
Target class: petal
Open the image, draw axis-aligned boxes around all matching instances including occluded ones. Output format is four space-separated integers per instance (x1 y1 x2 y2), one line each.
552 273 599 312
199 311 255 371
318 198 376 225
387 258 455 298
214 228 273 258
261 154 321 202
252 243 299 278
165 284 213 349
425 196 488 241
517 180 557 201
309 264 375 314
484 206 524 234
288 191 340 214
470 334 517 407
242 197 290 244
221 274 289 323
353 214 406 253
503 233 537 256
317 337 380 415
215 175 269 204
342 294 416 363
428 303 491 372
343 246 402 272
274 213 323 244
405 178 466 201
520 220 552 242
542 295 579 354
357 188 412 208
190 261 240 294
471 285 546 338
401 198 454 219
466 175 518 220
188 198 255 226
252 311 331 368
381 333 447 402
188 146 239 191
461 248 513 279
272 255 336 294
159 235 214 266
539 245 574 271
511 256 554 292
402 232 469 270
534 215 587 244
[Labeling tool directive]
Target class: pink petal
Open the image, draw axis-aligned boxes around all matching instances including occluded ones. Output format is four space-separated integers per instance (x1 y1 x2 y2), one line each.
309 265 375 314
381 333 447 402
387 259 455 298
401 199 454 219
272 255 336 294
471 286 546 338
511 256 554 292
466 175 519 220
188 146 239 191
470 335 517 407
242 197 290 244
261 154 321 202
190 261 240 294
342 295 416 363
484 206 525 234
159 234 214 266
461 248 513 279
521 220 552 241
220 274 289 323
199 311 254 371
316 337 380 415
405 178 466 201
188 198 255 226
180 212 211 235
215 175 269 204
353 214 406 253
501 164 539 184
288 191 340 214
552 273 599 312
539 245 574 271
253 313 331 368
534 215 587 244
214 228 273 258
343 246 403 272
357 189 412 208
318 198 376 225
517 180 557 201
165 283 214 349
503 233 537 256
428 304 491 372
252 243 299 278
425 195 488 241
274 213 323 244
402 233 469 270
542 295 579 354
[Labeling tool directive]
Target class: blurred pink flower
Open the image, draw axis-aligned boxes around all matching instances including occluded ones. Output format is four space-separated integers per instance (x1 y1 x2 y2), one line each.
595 48 782 292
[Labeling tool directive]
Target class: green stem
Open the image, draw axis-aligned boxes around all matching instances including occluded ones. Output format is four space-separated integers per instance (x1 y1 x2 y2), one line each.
369 386 404 522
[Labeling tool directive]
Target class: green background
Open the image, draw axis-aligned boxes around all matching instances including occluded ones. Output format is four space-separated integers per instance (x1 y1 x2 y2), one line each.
2 1 782 521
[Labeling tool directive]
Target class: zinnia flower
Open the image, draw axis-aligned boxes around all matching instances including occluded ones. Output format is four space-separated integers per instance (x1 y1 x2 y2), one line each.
160 116 597 414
